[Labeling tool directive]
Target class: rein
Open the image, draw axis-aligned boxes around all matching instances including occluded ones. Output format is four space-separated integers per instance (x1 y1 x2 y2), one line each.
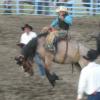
62 30 69 63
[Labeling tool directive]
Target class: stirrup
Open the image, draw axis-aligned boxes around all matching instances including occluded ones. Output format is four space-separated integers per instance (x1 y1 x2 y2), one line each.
46 44 55 52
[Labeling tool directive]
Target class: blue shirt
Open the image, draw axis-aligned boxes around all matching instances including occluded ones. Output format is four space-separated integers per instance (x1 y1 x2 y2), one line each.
51 15 73 28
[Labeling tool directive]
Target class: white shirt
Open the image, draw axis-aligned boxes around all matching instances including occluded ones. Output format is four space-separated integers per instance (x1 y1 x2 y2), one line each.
20 31 37 45
77 62 100 99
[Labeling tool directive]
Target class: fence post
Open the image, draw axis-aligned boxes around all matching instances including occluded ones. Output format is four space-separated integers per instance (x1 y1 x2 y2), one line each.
16 0 20 15
71 0 75 17
34 0 38 14
90 0 94 15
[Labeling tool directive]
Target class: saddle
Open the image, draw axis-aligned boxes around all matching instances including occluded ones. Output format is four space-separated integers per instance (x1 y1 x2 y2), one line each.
45 31 58 51
45 30 68 52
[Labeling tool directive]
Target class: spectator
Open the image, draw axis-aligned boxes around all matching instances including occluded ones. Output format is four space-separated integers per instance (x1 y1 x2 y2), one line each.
66 0 75 15
4 0 12 13
20 24 37 47
43 0 50 15
56 0 65 6
18 0 34 13
77 50 100 100
82 0 90 8
34 0 43 14
18 24 46 78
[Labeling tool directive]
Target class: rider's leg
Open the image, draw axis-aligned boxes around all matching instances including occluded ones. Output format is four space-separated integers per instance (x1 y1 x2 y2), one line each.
34 53 59 87
34 53 46 78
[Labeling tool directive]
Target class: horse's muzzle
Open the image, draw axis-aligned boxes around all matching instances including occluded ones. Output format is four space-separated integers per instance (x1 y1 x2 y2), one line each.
15 55 24 66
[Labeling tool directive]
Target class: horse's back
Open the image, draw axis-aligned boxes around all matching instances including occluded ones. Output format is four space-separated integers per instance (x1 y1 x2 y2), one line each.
67 40 81 63
55 40 81 63
56 39 90 64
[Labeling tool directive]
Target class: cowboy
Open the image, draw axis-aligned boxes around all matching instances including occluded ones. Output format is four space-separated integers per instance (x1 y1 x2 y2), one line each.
77 50 100 100
16 24 37 71
19 24 37 48
16 24 46 78
50 6 73 33
45 6 73 51
16 24 37 69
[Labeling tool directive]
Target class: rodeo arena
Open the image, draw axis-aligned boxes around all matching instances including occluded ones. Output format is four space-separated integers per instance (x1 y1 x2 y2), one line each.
0 0 100 100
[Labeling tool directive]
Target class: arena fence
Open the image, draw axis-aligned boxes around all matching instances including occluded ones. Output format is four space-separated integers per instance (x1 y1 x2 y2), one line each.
0 0 100 17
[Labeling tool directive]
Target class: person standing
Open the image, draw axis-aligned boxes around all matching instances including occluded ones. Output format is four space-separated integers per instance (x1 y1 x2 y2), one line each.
34 0 43 14
20 24 37 47
3 0 12 13
77 50 100 100
47 6 73 51
18 24 46 78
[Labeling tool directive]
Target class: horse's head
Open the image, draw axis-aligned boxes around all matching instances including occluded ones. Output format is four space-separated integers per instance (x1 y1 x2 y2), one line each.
15 55 34 76
15 55 25 66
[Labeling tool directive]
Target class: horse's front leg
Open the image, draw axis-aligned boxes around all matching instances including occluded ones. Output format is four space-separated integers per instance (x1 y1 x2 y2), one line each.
44 52 54 71
34 53 46 78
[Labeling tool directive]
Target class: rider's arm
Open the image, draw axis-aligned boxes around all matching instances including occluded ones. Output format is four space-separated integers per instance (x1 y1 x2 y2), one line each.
50 18 59 28
64 15 73 25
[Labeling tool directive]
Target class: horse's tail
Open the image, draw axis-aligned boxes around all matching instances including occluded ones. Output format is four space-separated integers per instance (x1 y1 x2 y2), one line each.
22 37 38 59
85 34 100 61
96 33 100 55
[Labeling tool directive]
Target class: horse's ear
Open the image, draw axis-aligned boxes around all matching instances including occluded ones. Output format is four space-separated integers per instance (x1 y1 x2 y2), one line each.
16 43 25 48
15 55 25 66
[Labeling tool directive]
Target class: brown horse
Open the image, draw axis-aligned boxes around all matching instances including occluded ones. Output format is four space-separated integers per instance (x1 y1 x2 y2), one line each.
16 30 100 86
32 31 99 69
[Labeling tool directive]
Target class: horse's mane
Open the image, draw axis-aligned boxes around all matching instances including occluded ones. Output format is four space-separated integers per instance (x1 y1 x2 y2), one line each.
37 32 49 38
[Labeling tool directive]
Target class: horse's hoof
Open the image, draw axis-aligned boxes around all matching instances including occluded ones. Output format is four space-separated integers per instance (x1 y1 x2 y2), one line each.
15 56 23 66
52 73 59 80
50 80 56 87
27 69 34 76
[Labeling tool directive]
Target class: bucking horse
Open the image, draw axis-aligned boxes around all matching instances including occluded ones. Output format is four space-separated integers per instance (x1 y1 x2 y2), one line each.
15 27 100 87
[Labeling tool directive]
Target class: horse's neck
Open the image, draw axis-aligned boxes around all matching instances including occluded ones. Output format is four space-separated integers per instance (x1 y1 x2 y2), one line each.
38 36 46 46
54 40 90 64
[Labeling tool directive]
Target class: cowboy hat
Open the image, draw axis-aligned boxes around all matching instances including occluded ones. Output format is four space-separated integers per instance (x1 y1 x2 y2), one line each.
56 6 68 13
21 24 33 31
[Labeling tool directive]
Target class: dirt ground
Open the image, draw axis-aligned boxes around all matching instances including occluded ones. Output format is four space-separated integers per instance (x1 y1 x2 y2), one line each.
0 15 100 100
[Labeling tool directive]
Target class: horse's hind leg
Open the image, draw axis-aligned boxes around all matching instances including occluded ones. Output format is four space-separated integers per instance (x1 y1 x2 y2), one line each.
78 57 88 69
44 53 60 86
34 53 46 77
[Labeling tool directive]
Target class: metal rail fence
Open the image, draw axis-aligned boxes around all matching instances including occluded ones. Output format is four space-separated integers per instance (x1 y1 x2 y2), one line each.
0 0 100 17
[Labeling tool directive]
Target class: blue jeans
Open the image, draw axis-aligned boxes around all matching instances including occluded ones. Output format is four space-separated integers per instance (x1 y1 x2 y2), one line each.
88 92 100 100
34 53 45 76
